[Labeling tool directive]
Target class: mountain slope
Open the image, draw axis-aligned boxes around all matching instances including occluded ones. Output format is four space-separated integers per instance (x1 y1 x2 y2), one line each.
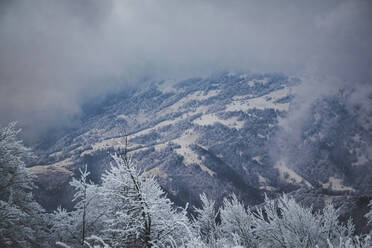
29 72 372 215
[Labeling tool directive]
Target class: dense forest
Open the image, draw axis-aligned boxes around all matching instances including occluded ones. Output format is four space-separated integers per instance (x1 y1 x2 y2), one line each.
1 123 371 248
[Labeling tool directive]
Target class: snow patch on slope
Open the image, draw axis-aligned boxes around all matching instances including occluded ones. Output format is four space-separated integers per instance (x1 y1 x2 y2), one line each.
322 177 354 192
257 174 276 191
226 87 290 112
162 90 219 115
144 167 168 179
193 113 244 129
274 161 312 188
252 156 263 165
30 158 73 175
158 80 177 93
172 129 215 176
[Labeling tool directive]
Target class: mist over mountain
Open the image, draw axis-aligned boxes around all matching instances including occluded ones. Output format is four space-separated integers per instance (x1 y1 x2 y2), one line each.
25 72 371 234
1 1 372 246
1 0 371 142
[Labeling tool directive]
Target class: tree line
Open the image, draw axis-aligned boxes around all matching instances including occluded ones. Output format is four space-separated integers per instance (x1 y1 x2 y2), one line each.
1 122 371 248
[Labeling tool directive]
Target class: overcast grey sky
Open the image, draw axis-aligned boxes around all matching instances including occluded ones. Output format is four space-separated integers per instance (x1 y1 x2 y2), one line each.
0 0 371 140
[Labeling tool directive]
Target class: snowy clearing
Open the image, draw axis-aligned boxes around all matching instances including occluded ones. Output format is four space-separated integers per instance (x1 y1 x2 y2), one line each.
193 113 244 129
226 87 290 112
322 177 355 192
172 129 215 176
274 161 312 188
143 166 168 179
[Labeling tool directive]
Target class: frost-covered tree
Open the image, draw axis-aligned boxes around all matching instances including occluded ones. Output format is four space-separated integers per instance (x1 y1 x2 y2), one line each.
70 166 104 246
252 194 354 248
56 235 112 248
193 193 258 248
219 194 257 248
51 166 104 247
99 138 194 247
51 137 197 248
366 200 372 226
193 192 371 248
193 193 221 247
326 235 371 248
0 122 47 247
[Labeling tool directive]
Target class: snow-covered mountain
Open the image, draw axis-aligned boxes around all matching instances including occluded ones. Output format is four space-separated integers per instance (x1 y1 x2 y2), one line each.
29 72 372 226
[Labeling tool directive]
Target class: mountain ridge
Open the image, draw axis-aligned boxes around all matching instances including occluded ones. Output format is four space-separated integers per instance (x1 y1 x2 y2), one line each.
28 72 372 228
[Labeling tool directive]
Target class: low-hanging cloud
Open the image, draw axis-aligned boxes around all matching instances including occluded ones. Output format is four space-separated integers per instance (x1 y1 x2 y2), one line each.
0 0 371 141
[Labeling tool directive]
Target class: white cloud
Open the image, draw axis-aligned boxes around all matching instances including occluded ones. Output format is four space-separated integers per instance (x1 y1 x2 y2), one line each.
0 0 371 140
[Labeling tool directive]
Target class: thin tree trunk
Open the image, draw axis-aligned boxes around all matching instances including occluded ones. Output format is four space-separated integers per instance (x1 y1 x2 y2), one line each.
122 135 153 248
81 184 87 248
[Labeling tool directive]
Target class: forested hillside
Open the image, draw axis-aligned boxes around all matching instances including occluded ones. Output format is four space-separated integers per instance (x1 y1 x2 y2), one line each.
28 73 372 230
1 123 372 247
